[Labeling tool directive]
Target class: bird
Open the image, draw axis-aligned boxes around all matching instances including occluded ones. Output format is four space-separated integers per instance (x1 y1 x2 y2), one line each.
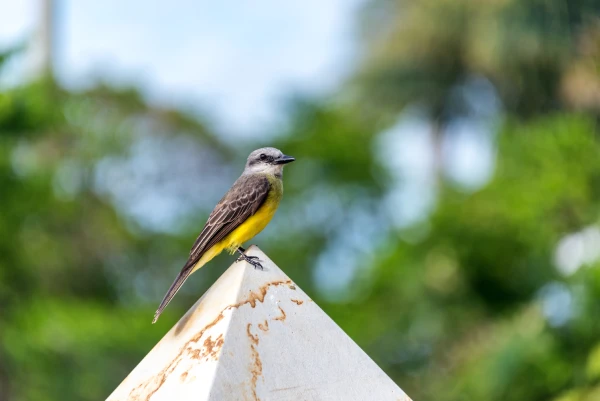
152 147 295 323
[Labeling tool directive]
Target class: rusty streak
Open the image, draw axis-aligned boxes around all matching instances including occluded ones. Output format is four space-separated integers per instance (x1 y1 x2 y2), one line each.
273 306 286 321
131 279 291 401
235 279 293 309
258 320 269 332
189 333 225 362
247 323 263 401
291 299 303 305
246 323 259 345
179 372 188 382
203 333 224 360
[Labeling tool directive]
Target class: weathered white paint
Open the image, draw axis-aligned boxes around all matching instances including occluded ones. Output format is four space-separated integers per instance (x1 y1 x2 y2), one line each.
107 246 411 401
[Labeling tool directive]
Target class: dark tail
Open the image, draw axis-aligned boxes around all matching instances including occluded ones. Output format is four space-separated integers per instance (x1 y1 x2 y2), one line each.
152 263 193 324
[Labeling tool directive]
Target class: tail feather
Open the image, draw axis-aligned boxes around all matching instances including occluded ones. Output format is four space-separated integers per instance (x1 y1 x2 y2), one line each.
152 264 193 324
152 243 224 324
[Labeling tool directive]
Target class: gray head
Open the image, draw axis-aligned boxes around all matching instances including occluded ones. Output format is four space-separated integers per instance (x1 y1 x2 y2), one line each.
244 147 295 177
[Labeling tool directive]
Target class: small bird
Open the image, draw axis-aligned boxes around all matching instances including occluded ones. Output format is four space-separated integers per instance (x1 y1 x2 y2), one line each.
152 147 295 323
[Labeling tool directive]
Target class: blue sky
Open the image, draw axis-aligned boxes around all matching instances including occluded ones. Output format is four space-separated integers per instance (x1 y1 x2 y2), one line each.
0 0 362 136
0 0 498 232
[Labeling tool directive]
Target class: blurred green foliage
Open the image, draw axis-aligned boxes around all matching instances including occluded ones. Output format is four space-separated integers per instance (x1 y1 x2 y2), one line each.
1 1 600 400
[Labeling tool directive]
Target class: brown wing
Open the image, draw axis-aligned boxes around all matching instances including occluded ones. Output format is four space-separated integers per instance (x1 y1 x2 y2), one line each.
188 174 271 261
152 174 270 323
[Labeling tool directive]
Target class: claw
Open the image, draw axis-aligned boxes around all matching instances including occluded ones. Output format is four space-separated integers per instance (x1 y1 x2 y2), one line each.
248 258 264 270
236 249 263 270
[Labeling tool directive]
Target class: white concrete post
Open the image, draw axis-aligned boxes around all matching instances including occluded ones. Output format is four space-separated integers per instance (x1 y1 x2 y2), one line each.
107 246 412 401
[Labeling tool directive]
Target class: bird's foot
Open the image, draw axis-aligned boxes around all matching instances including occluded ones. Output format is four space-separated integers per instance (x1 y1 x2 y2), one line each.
236 248 263 270
237 254 263 270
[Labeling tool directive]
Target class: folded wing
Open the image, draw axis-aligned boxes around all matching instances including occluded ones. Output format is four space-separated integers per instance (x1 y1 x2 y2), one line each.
152 175 270 323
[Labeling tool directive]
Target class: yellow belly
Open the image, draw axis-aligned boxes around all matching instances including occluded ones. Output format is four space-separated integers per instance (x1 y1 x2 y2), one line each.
191 183 282 273
221 195 280 253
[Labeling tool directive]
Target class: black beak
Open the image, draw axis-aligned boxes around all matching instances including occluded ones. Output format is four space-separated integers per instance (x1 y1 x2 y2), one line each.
274 155 295 165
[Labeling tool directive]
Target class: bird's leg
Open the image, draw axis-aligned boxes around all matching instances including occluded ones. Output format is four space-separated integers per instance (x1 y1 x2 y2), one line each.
236 247 263 270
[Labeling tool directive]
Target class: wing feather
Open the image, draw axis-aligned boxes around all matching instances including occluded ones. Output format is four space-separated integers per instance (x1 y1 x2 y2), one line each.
152 175 270 323
189 175 270 259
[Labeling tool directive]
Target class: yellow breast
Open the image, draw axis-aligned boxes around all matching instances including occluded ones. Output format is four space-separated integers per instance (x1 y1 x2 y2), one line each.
189 175 283 274
222 175 283 253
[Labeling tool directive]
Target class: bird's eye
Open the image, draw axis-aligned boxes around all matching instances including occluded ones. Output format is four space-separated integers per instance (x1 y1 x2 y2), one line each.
259 154 267 160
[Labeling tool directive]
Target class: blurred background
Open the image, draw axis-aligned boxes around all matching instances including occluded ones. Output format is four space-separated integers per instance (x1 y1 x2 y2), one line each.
1 0 600 400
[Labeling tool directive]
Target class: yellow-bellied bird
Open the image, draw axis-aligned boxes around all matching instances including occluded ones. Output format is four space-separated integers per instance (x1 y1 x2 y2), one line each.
152 147 295 323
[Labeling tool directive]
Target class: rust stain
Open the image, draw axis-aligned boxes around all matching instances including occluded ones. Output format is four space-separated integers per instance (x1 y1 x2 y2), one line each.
189 333 225 361
130 279 291 401
258 320 269 332
235 279 292 308
247 323 263 401
133 310 225 401
203 333 224 360
291 299 303 305
288 284 296 290
213 336 224 357
273 305 286 321
128 382 146 401
246 323 259 345
180 372 188 382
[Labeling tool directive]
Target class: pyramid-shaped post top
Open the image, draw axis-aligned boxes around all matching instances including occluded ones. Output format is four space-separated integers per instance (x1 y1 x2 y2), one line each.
107 246 411 401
